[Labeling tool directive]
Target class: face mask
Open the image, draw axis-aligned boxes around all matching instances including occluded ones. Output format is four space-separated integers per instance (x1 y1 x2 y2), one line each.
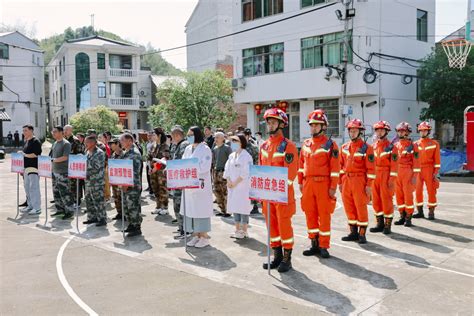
231 142 240 152
187 136 195 144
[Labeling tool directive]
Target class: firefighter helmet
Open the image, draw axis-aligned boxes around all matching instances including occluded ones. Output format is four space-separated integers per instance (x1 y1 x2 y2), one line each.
263 108 289 127
395 121 412 133
346 118 366 130
417 121 432 131
307 109 329 126
373 120 391 131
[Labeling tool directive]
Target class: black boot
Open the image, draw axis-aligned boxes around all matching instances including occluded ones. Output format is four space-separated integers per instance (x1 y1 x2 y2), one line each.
263 246 283 270
18 201 28 207
341 225 359 241
383 217 393 234
428 207 435 220
302 238 319 256
404 213 413 227
124 224 135 233
394 211 406 225
358 226 367 244
370 215 384 233
320 248 330 258
412 206 425 218
277 249 293 273
126 226 142 237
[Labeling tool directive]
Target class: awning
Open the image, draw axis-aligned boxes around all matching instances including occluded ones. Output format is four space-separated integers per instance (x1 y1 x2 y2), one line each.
0 110 11 121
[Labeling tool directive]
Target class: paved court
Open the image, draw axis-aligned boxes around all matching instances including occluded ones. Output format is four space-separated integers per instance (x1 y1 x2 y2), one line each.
0 155 473 315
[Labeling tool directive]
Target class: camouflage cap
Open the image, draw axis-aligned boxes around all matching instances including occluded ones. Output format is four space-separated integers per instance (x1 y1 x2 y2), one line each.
87 129 97 135
171 125 184 133
108 138 120 144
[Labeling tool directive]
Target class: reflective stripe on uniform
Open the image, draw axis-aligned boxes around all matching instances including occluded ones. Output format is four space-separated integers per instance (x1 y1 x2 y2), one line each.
434 164 441 168
380 152 390 157
348 220 358 225
416 202 424 206
357 221 369 226
270 236 281 242
427 202 437 207
390 172 398 177
367 174 376 179
353 153 366 157
425 145 437 150
384 214 394 218
397 204 406 209
413 168 421 172
261 150 269 158
314 148 329 155
319 231 331 236
340 170 345 174
288 180 293 185
298 168 304 173
307 228 320 234
406 205 414 209
374 211 384 216
273 152 285 158
342 149 350 156
302 146 312 154
281 237 294 244
330 172 339 177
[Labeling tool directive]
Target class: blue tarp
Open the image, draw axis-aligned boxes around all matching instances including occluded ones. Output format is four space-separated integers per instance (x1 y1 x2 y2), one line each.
440 149 466 174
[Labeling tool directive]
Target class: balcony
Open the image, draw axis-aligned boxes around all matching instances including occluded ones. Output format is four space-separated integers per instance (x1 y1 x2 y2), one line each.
108 97 139 110
108 68 139 82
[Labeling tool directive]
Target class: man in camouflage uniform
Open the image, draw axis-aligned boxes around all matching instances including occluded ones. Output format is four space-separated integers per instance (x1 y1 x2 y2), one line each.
244 128 260 214
75 132 86 203
170 125 189 238
87 129 110 201
109 138 123 220
64 125 82 205
212 132 232 216
50 126 75 220
83 136 107 226
150 127 171 215
120 133 143 237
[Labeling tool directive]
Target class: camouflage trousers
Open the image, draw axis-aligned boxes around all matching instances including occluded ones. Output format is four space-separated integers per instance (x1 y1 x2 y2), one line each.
52 173 75 214
69 178 79 204
123 186 142 227
213 170 227 213
85 181 106 221
112 185 122 214
173 189 183 230
151 170 169 209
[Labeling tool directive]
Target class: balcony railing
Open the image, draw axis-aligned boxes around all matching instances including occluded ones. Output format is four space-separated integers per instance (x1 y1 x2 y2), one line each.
108 68 138 77
108 97 139 110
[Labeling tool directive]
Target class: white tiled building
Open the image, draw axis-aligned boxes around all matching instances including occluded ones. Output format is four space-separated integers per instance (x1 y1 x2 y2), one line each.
48 36 152 131
231 0 435 145
0 31 46 141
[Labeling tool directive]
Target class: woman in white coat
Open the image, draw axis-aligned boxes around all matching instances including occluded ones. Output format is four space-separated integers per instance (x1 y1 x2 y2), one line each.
224 134 253 239
181 126 214 248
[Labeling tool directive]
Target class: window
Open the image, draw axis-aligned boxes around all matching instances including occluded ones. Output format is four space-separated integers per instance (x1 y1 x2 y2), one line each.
37 56 39 65
314 99 339 136
35 112 38 128
98 81 106 98
63 84 66 100
243 43 284 77
59 61 62 75
40 97 42 108
33 78 36 93
0 75 3 91
63 56 66 72
302 0 327 8
242 0 283 22
0 43 9 59
97 53 105 69
60 87 63 101
32 54 35 64
109 54 132 69
75 52 91 111
301 31 352 69
417 9 428 42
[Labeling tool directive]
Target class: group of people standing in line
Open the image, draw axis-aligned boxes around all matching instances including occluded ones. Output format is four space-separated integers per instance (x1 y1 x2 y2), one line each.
16 107 440 273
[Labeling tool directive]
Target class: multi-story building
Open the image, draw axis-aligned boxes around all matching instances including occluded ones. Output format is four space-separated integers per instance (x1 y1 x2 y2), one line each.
231 0 435 145
48 35 152 131
0 31 46 142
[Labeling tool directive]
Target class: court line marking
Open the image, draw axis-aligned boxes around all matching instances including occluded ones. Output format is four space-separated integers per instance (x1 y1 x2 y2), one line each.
56 235 98 316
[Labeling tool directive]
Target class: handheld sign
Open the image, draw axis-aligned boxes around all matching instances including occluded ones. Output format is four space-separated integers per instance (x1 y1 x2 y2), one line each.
249 165 288 204
68 154 87 179
166 158 200 190
108 159 134 187
11 153 24 174
38 156 52 178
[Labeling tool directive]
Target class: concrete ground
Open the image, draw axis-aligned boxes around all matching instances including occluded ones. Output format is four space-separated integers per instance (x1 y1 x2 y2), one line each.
0 154 473 315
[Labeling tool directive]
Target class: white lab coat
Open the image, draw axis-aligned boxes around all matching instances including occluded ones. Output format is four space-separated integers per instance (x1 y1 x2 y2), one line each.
180 142 213 218
223 149 253 215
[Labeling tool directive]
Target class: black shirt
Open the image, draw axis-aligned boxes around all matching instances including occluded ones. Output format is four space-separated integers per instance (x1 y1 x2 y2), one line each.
23 137 42 172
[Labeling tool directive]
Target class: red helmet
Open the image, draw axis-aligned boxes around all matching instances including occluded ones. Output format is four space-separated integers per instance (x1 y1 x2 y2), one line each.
346 119 365 130
396 121 412 133
264 108 289 127
307 109 329 126
417 121 432 131
373 120 391 131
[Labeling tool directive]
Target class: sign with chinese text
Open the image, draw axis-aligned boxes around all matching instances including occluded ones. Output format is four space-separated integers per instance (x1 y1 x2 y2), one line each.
166 158 200 190
68 154 87 179
11 153 24 174
108 159 134 187
38 156 52 178
249 165 288 204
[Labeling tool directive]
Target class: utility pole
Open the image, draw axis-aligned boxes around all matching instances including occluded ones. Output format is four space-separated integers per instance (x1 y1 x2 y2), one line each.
90 14 95 32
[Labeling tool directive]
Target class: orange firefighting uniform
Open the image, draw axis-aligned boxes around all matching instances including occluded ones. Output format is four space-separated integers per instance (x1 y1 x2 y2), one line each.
394 139 420 215
298 135 340 249
260 134 298 250
415 137 441 208
340 138 375 228
372 139 398 219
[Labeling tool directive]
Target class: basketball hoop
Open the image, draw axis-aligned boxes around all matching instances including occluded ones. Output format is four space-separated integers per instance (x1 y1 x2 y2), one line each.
441 38 472 70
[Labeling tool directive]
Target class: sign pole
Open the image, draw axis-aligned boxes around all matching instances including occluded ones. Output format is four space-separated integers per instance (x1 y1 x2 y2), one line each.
44 178 48 226
75 178 79 233
121 188 125 240
266 200 271 276
183 190 188 252
15 173 20 219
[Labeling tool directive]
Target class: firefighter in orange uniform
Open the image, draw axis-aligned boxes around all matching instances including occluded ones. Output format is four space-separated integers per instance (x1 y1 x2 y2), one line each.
260 108 298 273
298 109 339 259
369 121 398 235
340 119 375 244
413 121 440 220
394 122 419 227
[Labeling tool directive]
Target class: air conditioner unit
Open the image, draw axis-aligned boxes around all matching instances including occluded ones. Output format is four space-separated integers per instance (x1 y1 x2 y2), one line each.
231 78 246 90
139 100 147 108
139 89 147 97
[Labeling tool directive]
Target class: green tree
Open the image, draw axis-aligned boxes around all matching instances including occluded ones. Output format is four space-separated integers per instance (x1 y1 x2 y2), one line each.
149 70 236 131
141 43 182 76
69 105 122 134
418 45 474 135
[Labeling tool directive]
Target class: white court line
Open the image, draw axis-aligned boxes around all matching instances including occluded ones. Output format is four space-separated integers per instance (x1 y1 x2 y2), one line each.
56 236 98 316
